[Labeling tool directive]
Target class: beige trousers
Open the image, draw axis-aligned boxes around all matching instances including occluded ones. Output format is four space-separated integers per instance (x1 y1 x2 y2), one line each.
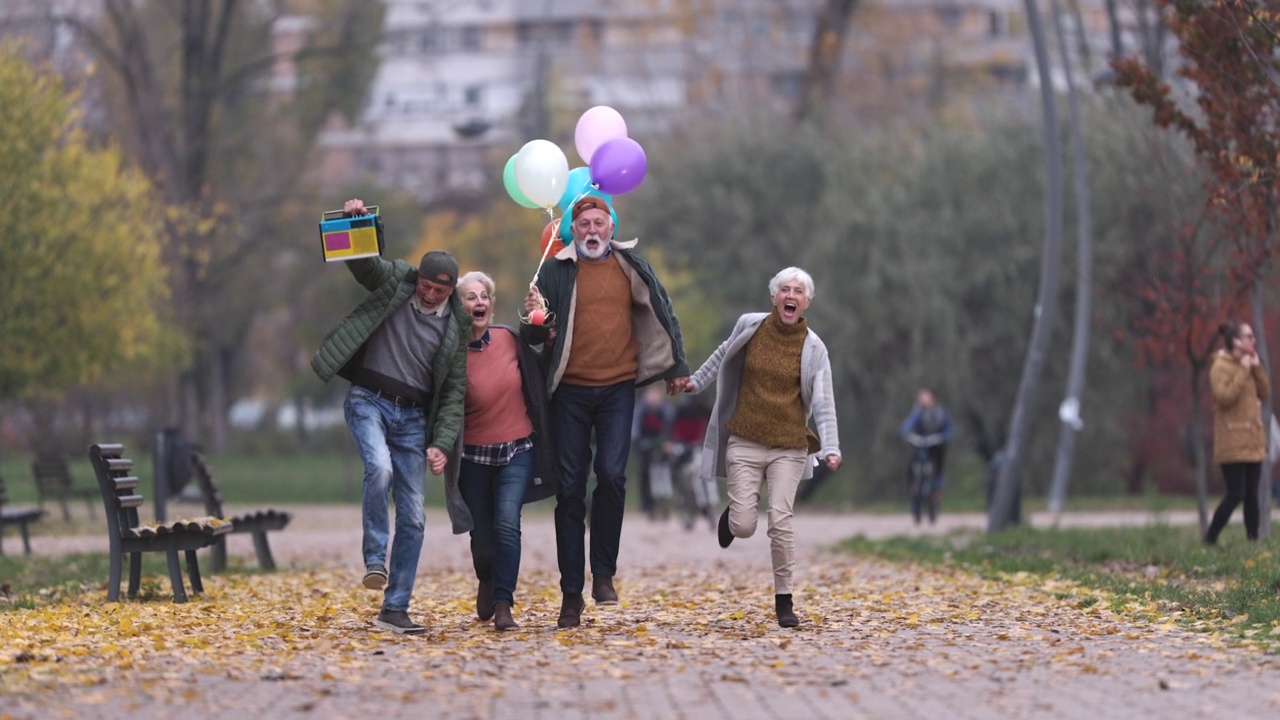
724 434 809 595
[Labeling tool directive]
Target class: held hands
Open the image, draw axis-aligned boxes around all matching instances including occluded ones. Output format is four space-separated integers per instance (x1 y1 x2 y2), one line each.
666 377 691 396
426 447 447 475
825 454 842 471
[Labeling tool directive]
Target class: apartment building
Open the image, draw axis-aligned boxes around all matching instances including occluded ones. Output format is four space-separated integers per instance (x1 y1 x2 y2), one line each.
301 0 1163 205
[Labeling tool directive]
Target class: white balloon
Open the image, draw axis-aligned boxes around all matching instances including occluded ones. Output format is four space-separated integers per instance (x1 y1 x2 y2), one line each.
514 140 570 209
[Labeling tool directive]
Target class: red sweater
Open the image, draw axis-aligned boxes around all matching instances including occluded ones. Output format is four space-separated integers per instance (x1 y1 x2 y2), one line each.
464 330 533 445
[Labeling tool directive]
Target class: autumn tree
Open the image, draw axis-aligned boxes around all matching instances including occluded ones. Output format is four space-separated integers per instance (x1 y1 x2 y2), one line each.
1114 0 1280 536
13 0 385 451
0 46 180 402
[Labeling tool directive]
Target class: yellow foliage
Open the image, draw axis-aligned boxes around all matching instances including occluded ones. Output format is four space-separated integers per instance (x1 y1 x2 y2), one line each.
0 45 184 400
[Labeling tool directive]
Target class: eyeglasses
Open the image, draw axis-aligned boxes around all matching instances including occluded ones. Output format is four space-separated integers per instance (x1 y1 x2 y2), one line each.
1239 333 1256 340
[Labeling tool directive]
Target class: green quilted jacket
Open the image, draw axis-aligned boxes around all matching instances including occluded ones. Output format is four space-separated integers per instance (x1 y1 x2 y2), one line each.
533 239 688 394
311 256 471 455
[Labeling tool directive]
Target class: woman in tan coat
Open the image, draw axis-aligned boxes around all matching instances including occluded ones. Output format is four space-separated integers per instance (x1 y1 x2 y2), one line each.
1205 321 1269 545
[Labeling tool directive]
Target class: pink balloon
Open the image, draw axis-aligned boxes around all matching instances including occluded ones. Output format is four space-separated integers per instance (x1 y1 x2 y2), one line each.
589 137 647 196
574 106 627 164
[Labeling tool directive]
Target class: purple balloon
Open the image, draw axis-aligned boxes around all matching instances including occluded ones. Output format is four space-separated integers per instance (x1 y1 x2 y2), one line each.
589 137 647 195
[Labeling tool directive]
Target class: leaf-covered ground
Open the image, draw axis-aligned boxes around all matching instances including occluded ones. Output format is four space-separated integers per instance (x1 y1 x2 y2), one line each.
3 511 1279 718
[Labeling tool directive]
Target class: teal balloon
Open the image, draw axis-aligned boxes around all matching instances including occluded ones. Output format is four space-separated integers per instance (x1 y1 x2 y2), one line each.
503 154 540 209
558 166 594 212
558 188 617 242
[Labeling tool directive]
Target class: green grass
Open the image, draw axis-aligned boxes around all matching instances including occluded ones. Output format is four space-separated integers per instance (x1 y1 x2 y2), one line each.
843 525 1280 649
0 552 265 611
0 451 449 506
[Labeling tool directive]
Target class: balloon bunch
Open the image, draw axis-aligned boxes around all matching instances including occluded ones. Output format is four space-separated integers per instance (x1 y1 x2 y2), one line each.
503 106 648 325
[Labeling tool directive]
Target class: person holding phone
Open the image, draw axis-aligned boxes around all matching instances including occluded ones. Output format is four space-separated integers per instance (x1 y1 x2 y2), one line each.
1204 321 1269 545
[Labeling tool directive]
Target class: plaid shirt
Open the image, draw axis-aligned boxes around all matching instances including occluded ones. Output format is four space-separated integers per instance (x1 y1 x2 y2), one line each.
462 435 533 466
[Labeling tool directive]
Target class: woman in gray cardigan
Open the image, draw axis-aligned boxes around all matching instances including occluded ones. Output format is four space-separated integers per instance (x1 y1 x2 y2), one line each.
678 267 842 627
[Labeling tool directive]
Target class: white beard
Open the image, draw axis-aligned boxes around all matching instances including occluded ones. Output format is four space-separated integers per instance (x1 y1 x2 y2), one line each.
575 233 609 260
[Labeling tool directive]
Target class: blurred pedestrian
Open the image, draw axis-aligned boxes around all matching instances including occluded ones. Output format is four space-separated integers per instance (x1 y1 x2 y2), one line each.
679 267 841 628
632 384 676 520
1204 321 1269 545
311 198 469 635
447 272 556 631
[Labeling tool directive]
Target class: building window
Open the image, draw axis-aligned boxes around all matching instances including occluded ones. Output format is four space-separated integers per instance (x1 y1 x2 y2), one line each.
419 28 441 54
937 6 962 30
459 25 482 51
989 11 1010 37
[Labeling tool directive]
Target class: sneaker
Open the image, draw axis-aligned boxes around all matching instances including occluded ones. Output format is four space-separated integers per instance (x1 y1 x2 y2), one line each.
717 507 734 548
362 564 388 590
375 610 425 635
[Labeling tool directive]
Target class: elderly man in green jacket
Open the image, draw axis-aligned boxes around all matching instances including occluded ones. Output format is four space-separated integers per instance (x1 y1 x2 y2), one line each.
312 198 470 635
524 195 688 629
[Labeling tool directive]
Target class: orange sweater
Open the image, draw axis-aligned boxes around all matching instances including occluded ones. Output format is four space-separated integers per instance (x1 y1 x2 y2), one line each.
562 254 639 386
464 330 533 445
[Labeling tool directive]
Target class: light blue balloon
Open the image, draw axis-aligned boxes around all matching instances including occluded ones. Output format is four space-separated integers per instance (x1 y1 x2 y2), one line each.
558 166 594 212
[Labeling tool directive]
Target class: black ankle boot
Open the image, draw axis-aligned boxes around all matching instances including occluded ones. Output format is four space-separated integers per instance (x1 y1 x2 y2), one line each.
717 507 734 548
775 594 799 628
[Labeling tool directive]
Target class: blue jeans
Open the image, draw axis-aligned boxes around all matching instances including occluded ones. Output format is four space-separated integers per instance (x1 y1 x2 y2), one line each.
459 449 533 605
552 380 635 595
344 385 429 613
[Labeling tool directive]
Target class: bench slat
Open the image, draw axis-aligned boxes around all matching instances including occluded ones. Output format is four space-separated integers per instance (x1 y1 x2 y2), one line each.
112 476 140 492
117 494 144 509
105 458 134 472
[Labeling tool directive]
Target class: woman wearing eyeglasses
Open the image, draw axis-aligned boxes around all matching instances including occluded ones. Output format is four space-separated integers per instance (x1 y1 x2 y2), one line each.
1204 321 1269 545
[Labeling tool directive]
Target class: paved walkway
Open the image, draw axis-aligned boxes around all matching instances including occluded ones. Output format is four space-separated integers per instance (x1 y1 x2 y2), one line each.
4 507 1278 719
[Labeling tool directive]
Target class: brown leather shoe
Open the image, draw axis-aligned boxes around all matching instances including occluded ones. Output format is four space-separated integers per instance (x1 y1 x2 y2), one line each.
557 593 585 628
476 579 494 621
591 575 619 605
494 601 519 631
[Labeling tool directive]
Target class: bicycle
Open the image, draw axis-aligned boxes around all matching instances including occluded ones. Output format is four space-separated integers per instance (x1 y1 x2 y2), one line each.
670 443 716 531
905 434 942 525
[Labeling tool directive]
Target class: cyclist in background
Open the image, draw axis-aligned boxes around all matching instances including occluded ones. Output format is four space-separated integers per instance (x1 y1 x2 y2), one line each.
670 395 715 530
632 384 676 520
898 387 953 523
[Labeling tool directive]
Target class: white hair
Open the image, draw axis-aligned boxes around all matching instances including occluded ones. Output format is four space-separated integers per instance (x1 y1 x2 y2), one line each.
457 271 495 298
768 267 814 300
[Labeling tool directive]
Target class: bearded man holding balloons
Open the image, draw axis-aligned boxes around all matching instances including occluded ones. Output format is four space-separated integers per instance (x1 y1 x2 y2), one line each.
505 106 689 629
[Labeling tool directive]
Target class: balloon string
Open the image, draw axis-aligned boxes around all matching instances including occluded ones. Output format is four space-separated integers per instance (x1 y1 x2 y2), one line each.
527 207 559 310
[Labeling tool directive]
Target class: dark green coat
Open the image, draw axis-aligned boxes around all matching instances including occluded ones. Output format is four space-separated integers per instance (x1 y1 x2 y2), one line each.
311 256 471 455
533 240 688 394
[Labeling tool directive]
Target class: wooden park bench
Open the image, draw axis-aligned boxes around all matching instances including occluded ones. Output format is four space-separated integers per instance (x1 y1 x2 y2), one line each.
0 473 44 555
190 452 291 572
32 455 97 521
88 443 232 603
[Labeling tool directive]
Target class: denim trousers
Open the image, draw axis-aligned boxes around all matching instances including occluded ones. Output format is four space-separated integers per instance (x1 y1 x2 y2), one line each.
344 385 429 613
724 435 808 595
552 380 636 595
459 449 533 605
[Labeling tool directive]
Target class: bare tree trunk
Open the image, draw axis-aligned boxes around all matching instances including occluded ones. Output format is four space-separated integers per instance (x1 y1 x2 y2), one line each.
208 345 230 453
1252 276 1272 538
1190 363 1209 532
794 0 861 124
1104 0 1124 59
1047 0 1094 520
990 0 1066 533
